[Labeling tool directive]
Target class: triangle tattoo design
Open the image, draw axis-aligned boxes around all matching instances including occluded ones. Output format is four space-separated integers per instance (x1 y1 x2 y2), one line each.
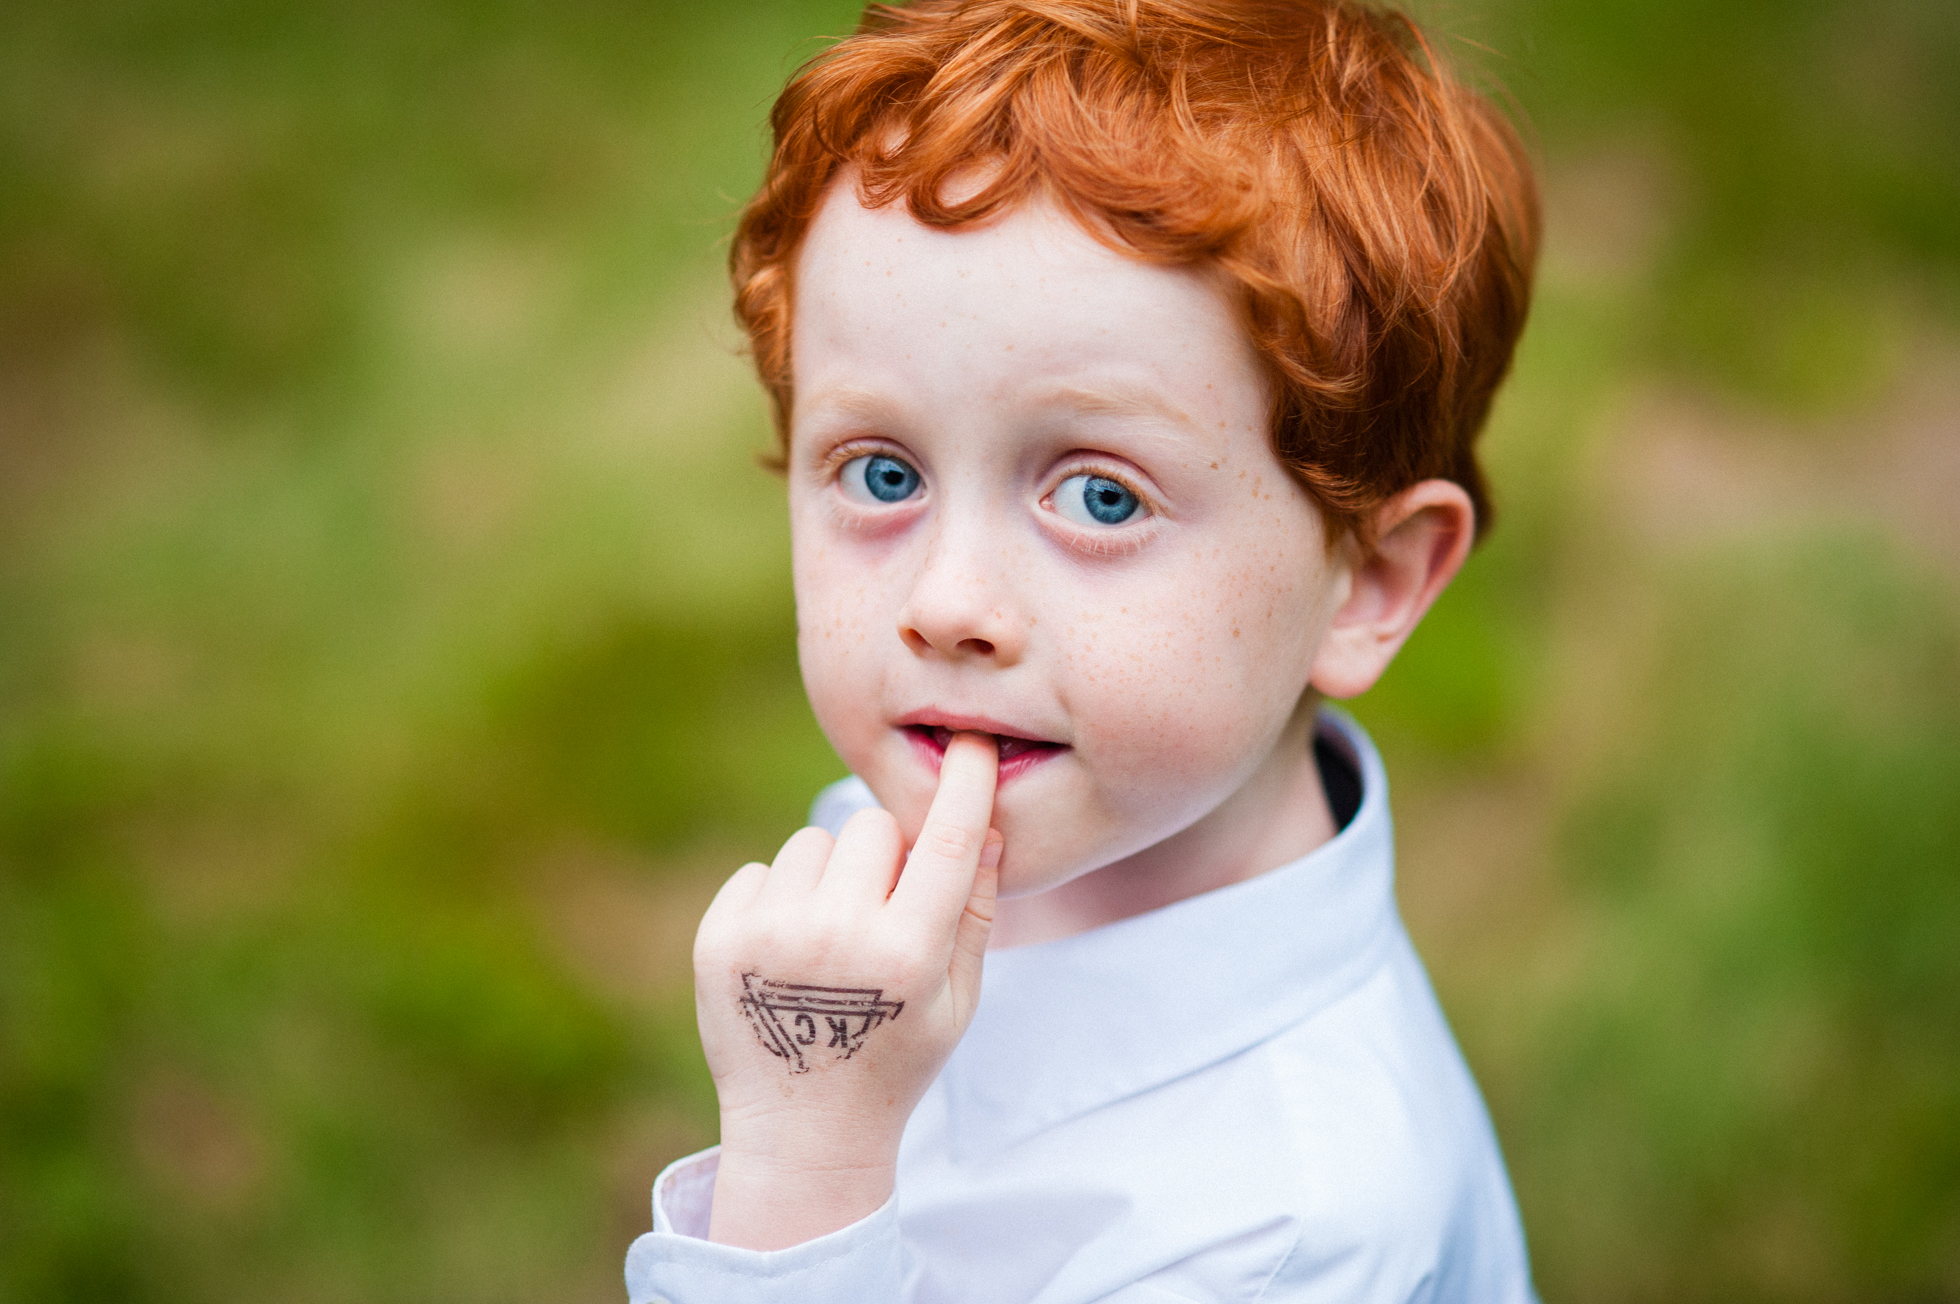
739 972 906 1074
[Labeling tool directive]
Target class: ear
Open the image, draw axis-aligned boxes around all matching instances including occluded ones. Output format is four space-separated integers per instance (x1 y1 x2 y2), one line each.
1308 479 1476 699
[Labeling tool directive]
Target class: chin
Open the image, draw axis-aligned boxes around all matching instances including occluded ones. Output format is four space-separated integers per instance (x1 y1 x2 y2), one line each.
985 808 1103 899
993 854 1080 900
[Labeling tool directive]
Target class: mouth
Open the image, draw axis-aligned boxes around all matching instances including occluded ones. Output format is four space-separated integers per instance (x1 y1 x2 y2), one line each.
899 717 1067 784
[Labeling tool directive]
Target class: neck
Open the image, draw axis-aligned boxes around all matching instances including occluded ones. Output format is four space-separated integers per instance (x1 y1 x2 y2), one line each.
989 700 1338 949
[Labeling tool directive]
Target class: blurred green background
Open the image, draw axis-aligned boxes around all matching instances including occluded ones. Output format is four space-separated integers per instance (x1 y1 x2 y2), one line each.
1 1 1955 1299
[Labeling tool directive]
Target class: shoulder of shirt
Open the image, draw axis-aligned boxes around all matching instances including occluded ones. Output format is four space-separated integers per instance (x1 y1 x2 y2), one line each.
1087 946 1525 1301
1242 944 1513 1278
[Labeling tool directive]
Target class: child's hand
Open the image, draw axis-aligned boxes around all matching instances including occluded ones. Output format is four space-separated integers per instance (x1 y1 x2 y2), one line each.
693 731 1002 1250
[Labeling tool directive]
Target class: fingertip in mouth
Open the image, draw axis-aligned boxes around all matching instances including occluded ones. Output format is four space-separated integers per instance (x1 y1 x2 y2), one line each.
900 723 1067 780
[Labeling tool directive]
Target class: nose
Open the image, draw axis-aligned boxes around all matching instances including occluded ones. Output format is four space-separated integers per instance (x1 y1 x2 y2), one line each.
895 523 1027 666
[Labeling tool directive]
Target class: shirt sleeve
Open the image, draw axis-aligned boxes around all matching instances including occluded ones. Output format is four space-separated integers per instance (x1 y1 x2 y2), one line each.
623 1147 906 1304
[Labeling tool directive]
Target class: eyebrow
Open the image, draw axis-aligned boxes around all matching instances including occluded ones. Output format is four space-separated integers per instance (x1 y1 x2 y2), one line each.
794 384 902 424
1026 383 1192 423
1020 383 1202 437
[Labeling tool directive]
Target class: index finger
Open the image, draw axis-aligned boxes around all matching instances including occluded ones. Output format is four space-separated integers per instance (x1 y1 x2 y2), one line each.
888 731 999 926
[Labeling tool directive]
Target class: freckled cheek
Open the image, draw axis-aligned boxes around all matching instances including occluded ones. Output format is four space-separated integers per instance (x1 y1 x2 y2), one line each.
1057 602 1268 781
793 546 895 752
1061 561 1317 789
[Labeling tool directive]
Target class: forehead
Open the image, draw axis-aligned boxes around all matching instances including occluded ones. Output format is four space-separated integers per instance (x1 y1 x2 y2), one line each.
790 180 1266 420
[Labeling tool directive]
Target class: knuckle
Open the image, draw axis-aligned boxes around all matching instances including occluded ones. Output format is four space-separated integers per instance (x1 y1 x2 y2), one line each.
752 919 797 957
866 934 932 976
842 806 900 841
802 901 855 945
785 825 834 858
916 821 975 863
693 916 733 958
708 862 765 907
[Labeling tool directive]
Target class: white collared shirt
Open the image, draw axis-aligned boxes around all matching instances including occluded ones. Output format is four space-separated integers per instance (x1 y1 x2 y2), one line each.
626 711 1536 1303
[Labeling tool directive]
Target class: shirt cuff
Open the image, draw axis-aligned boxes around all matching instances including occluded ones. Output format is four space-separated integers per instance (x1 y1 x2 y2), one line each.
625 1147 906 1304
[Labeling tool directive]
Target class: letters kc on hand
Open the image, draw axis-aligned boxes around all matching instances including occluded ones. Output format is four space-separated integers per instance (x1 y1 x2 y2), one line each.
738 973 904 1073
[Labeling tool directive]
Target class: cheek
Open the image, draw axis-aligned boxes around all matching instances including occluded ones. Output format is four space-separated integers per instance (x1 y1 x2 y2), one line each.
791 516 894 756
1060 531 1328 792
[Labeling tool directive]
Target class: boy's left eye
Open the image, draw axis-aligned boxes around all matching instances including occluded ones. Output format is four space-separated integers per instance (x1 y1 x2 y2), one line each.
1052 473 1145 527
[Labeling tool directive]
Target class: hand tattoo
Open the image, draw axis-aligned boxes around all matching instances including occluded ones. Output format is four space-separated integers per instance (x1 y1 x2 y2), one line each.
738 972 905 1074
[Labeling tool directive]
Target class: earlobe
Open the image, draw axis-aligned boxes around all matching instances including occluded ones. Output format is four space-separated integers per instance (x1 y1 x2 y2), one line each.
1307 480 1476 700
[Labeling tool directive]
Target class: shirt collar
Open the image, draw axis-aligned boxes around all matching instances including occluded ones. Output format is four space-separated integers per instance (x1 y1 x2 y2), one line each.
937 707 1399 1162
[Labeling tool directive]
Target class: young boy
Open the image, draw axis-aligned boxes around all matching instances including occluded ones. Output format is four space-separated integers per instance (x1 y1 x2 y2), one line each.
629 0 1539 1299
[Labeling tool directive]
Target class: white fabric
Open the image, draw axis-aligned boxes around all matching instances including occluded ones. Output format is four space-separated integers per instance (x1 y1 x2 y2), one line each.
626 710 1536 1304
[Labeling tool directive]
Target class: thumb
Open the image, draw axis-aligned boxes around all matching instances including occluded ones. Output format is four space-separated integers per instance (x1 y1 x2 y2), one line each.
948 828 1002 1014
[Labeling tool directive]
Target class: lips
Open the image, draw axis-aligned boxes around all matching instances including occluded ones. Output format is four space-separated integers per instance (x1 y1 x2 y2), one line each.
898 716 1067 783
921 725 1054 760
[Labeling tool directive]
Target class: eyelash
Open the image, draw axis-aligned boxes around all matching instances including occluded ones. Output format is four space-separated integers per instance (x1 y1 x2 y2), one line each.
822 438 905 481
1055 522 1153 558
1043 462 1154 509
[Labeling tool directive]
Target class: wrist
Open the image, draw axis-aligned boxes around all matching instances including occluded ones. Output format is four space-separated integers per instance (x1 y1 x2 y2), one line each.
707 1145 898 1250
715 1088 909 1167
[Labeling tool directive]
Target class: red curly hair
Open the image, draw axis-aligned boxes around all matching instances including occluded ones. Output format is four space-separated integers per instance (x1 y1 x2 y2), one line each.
731 0 1539 542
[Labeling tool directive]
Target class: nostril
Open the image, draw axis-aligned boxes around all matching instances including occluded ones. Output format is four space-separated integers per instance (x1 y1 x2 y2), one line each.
898 621 1000 658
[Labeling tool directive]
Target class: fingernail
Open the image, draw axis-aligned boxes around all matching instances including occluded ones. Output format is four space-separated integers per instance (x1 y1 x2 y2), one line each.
980 830 1004 870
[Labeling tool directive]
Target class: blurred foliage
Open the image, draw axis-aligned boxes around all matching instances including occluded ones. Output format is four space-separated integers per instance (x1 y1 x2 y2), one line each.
1477 0 1960 407
1483 539 1960 1302
1 0 1957 1301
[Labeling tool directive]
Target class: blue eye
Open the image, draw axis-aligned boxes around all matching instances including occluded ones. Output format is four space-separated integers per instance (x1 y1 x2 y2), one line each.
839 453 922 505
1053 473 1144 527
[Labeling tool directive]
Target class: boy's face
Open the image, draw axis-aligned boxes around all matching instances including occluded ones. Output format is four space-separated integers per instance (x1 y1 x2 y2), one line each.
787 183 1349 898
